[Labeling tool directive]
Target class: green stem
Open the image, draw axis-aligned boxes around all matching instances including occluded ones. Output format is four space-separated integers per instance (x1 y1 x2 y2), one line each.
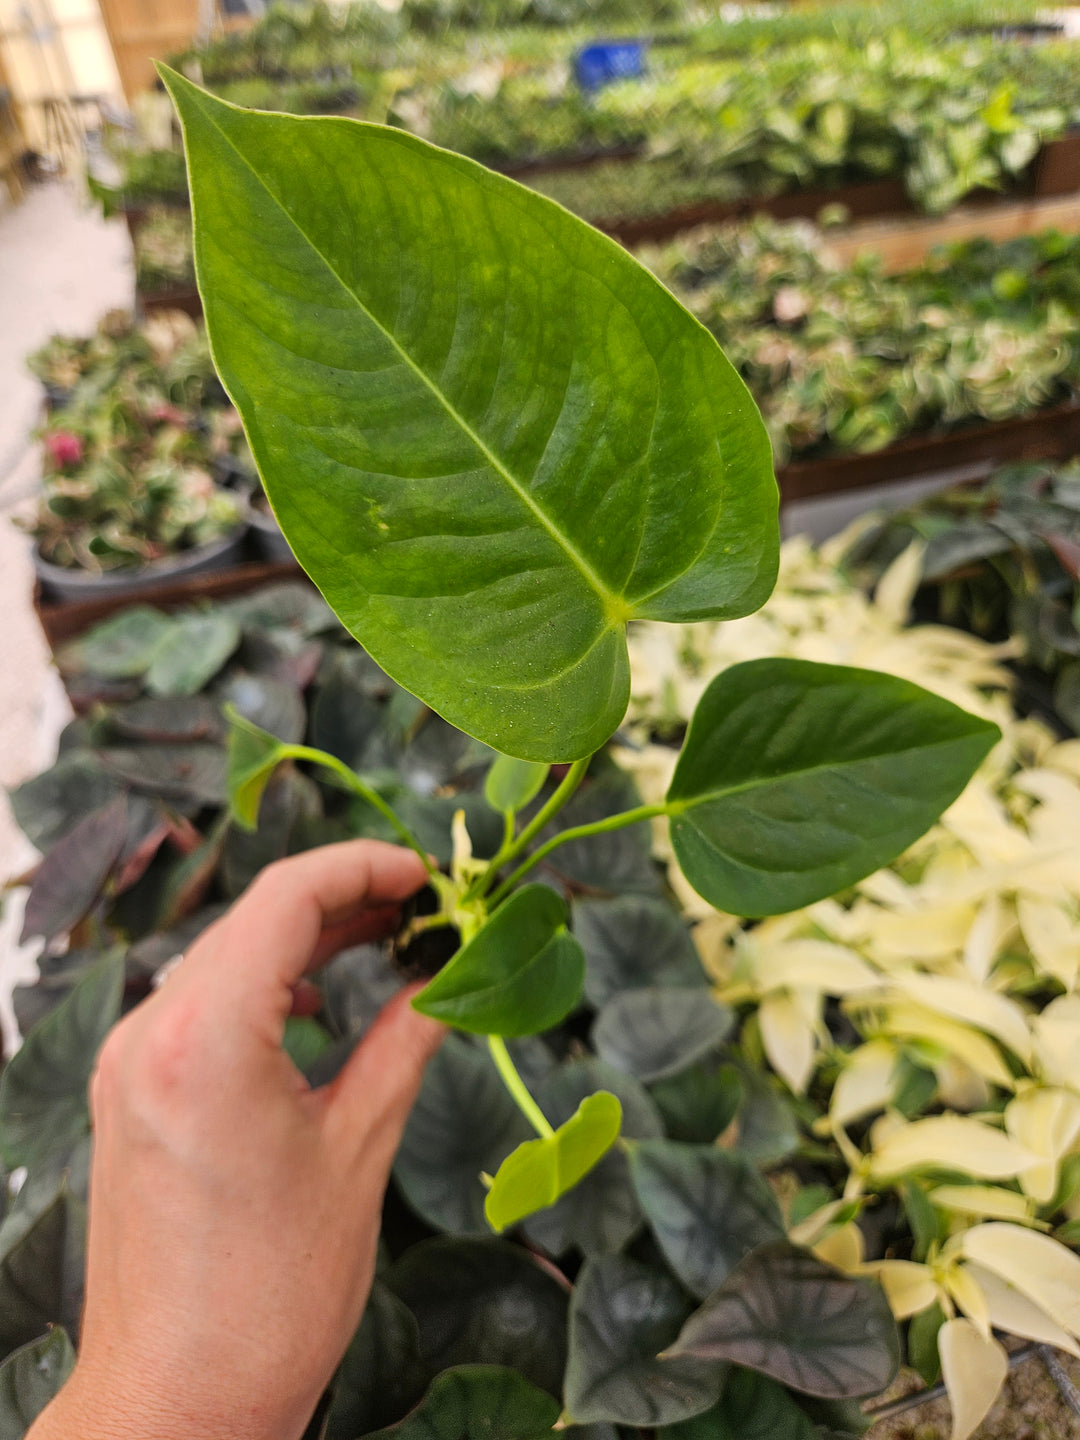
488 1035 554 1139
466 756 591 902
286 745 437 877
488 801 675 906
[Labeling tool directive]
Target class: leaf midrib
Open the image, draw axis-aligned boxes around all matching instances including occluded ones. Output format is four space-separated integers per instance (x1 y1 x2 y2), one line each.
191 91 626 622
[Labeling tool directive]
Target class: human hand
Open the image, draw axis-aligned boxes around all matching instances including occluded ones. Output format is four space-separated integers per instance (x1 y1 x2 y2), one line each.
30 840 444 1440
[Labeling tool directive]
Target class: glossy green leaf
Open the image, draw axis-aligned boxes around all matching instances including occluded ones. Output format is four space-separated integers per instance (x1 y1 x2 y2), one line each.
574 895 704 1008
0 956 123 1172
523 1058 663 1258
661 1369 816 1440
484 1091 622 1233
413 886 584 1037
386 1239 568 1397
485 756 549 815
394 1037 532 1234
325 1281 429 1439
224 705 291 829
365 1366 560 1440
145 612 240 697
665 1243 900 1400
668 659 1000 917
565 1254 722 1427
0 1329 75 1437
161 69 777 762
628 1139 785 1299
592 987 733 1083
0 1197 67 1361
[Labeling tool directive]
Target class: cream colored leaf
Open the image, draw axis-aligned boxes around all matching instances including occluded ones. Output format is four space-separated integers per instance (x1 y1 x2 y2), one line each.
1018 898 1080 991
831 1039 898 1128
932 1057 990 1114
961 1224 1080 1336
863 903 977 962
887 973 1031 1061
1032 994 1080 1091
929 1185 1034 1223
945 1265 992 1340
872 1116 1037 1182
788 1198 852 1247
939 1319 1008 1440
874 540 926 626
758 990 818 1095
813 1221 864 1273
1005 1087 1080 1204
748 938 879 996
869 1260 939 1320
871 1000 1015 1089
1046 739 1080 782
963 894 1008 986
965 1262 1080 1359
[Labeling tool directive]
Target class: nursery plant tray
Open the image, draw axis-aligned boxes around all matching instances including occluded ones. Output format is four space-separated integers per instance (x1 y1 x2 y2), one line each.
777 396 1080 503
34 556 305 649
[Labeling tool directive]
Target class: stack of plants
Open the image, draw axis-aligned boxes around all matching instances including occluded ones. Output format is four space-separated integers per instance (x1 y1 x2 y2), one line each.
132 205 196 301
24 313 249 580
840 458 1080 739
644 219 1080 467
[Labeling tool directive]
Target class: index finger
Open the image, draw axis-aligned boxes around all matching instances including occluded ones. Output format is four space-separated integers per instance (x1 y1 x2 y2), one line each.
187 839 428 1007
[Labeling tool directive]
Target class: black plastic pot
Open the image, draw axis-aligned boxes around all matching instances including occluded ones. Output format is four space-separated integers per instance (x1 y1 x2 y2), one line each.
33 524 249 605
247 498 296 564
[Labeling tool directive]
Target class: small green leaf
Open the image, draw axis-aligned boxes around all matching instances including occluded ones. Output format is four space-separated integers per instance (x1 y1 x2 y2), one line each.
364 1365 560 1440
668 659 1000 917
485 1091 622 1233
484 756 549 815
0 1328 75 1434
665 1243 900 1400
628 1139 785 1299
907 1302 945 1388
413 886 584 1037
145 613 240 697
592 988 733 1083
225 705 291 829
161 69 777 761
0 956 123 1172
282 1017 333 1073
565 1254 722 1427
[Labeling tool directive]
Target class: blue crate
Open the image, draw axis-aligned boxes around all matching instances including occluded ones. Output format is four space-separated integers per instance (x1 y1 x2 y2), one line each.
574 40 646 93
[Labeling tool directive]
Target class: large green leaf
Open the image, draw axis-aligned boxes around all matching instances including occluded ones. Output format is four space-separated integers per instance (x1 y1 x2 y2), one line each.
661 1369 816 1440
394 1037 532 1234
523 1058 663 1258
0 956 123 1172
161 70 778 762
414 886 584 1037
664 1243 900 1400
592 988 733 1083
0 1329 75 1438
667 659 1000 917
574 895 704 1008
325 1281 430 1438
484 1091 622 1232
386 1239 568 1397
628 1140 785 1299
564 1254 722 1427
365 1366 560 1440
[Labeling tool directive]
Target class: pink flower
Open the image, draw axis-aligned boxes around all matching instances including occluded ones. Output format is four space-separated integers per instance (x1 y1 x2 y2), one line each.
45 431 83 467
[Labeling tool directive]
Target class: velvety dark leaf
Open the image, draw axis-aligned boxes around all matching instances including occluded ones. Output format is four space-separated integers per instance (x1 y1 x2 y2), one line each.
539 768 662 897
649 1063 743 1145
109 696 224 743
221 767 323 897
394 1036 532 1234
391 793 503 867
221 581 337 635
668 659 1000 917
9 753 120 852
145 612 241 696
661 1368 816 1440
413 885 584 1036
217 672 306 744
98 745 227 805
0 1328 75 1437
57 607 174 678
155 821 229 930
0 957 123 1172
324 1281 429 1438
1055 661 1080 734
364 1365 561 1440
163 69 777 761
523 1058 663 1258
12 953 101 1037
921 522 1013 582
564 1254 722 1427
399 715 492 797
125 904 227 982
20 798 128 944
308 652 389 769
592 988 733 1083
666 1243 900 1400
319 943 403 1044
484 1091 622 1233
0 1197 67 1361
386 1239 568 1396
574 895 704 1008
628 1140 785 1299
733 1067 801 1165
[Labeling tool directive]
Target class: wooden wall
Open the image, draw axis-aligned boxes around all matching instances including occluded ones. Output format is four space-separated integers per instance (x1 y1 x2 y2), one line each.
96 0 201 100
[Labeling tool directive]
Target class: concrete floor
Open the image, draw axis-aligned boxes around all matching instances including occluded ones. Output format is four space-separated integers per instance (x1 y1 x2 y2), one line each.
0 180 132 1043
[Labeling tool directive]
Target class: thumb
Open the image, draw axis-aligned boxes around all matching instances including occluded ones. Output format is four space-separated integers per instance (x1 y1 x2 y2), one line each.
323 985 445 1160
